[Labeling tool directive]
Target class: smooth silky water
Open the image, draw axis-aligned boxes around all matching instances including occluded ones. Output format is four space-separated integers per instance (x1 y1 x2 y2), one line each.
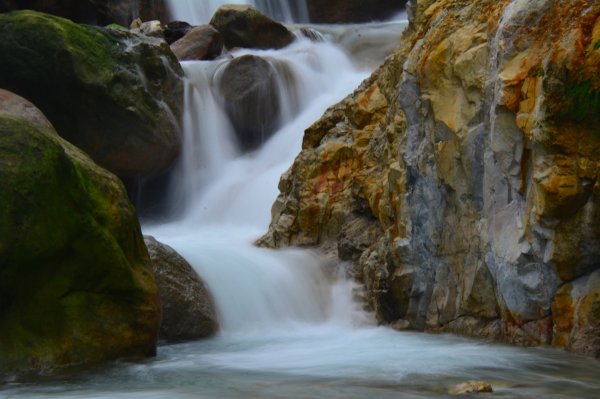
2 11 599 399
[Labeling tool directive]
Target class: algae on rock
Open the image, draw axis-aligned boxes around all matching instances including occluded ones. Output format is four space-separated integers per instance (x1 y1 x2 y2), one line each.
0 10 183 180
0 97 160 375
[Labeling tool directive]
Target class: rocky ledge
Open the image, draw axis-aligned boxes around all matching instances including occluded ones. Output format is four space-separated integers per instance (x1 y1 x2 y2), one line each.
260 0 600 358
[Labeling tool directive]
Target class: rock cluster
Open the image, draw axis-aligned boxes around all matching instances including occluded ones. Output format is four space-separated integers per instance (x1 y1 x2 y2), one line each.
261 0 600 357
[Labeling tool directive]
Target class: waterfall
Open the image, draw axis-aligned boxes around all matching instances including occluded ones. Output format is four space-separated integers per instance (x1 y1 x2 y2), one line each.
167 0 309 25
146 38 371 332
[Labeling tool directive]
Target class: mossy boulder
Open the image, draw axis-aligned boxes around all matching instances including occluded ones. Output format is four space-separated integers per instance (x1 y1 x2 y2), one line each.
0 95 160 376
0 0 170 26
0 10 183 180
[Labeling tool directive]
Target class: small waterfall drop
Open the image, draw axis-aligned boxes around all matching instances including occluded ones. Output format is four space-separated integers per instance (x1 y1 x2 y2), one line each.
146 38 371 332
167 0 309 25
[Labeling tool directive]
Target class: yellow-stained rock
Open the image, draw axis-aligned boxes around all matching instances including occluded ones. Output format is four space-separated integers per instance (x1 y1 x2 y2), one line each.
260 0 600 358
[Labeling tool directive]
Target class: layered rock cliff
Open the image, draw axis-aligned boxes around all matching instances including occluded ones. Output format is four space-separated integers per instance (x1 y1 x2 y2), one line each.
260 0 600 357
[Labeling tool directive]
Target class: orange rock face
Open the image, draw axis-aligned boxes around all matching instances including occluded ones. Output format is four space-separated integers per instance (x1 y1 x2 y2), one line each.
261 0 600 357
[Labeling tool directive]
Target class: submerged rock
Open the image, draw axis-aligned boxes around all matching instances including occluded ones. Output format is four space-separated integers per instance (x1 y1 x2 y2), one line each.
171 24 223 61
144 236 219 342
210 4 295 50
449 381 493 395
218 54 282 151
0 10 183 180
0 94 160 375
261 0 600 357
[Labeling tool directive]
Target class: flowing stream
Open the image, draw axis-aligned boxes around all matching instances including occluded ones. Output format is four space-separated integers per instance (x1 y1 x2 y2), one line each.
2 8 600 399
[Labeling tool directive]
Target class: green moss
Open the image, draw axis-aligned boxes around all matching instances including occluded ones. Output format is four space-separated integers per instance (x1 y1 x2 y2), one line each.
0 10 183 178
105 23 128 31
0 11 116 88
594 40 600 51
0 114 158 373
563 80 600 123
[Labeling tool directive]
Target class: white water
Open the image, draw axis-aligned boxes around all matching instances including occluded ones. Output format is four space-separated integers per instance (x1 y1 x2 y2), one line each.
3 11 600 399
167 0 309 25
151 37 371 334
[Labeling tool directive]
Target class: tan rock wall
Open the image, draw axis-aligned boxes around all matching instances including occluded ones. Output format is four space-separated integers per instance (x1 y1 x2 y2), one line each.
261 0 600 357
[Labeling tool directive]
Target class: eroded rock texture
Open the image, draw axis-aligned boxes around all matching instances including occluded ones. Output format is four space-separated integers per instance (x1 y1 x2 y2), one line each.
260 0 600 357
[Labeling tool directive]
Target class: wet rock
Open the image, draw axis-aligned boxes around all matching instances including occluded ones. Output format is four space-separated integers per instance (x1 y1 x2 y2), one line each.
218 54 282 151
210 4 295 50
0 11 183 180
552 270 600 358
0 98 160 375
164 20 192 45
144 237 219 342
298 27 325 42
0 88 53 131
129 17 142 29
171 24 223 61
137 20 163 37
449 381 493 395
391 319 411 331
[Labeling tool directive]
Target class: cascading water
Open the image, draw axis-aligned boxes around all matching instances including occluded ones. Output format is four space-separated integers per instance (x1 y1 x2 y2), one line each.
149 38 372 333
167 0 309 25
4 8 600 399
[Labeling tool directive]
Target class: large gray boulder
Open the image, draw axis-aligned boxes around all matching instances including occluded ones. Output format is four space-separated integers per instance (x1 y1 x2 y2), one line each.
210 4 295 50
218 54 282 151
144 236 219 342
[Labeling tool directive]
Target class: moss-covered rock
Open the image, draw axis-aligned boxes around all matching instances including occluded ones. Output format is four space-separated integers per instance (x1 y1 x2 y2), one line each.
0 0 170 26
0 95 160 376
0 10 183 179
